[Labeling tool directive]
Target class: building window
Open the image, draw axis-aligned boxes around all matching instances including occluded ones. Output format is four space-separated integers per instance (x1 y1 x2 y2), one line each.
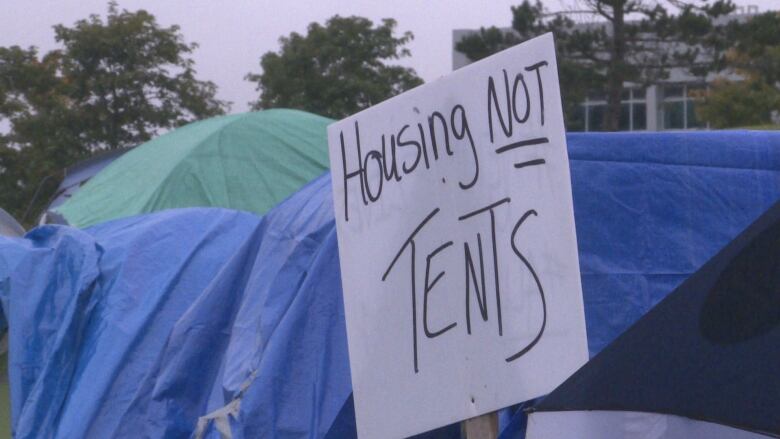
582 88 646 132
663 100 685 129
660 84 705 130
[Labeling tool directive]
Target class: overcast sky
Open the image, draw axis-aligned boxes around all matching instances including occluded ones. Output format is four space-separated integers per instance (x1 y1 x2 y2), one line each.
2 0 776 112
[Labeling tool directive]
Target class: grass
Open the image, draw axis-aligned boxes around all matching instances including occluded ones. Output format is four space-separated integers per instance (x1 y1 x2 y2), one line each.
0 352 9 438
739 124 780 130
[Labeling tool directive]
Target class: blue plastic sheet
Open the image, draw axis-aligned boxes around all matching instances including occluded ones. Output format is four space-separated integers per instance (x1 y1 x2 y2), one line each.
569 131 780 354
531 200 780 436
1 131 778 438
1 176 350 438
47 147 128 211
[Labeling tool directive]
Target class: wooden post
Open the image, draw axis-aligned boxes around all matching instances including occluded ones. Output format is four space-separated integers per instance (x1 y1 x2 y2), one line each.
462 411 498 439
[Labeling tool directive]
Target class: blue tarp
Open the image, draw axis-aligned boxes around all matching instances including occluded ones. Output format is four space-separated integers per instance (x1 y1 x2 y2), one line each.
531 200 780 436
47 147 129 210
0 131 778 438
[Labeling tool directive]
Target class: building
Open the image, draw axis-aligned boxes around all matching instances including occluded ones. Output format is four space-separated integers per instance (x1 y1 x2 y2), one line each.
452 5 760 132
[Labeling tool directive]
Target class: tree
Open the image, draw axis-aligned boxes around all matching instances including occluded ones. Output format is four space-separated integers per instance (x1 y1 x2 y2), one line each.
0 3 226 224
695 78 779 128
456 0 734 131
247 15 423 119
696 11 780 127
0 46 87 224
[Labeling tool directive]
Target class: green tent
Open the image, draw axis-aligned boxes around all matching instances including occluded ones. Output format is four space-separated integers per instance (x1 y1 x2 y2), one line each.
56 109 333 228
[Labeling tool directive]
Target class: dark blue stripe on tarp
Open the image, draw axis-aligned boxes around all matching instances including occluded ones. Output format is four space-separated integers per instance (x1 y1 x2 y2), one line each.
531 200 780 437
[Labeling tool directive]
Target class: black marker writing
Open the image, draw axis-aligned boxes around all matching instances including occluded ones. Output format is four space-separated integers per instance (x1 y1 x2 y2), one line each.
383 208 441 374
495 137 549 154
381 201 549 372
505 209 547 362
450 105 479 189
525 61 548 126
514 159 546 169
464 233 487 334
340 124 367 222
486 60 550 144
424 241 457 338
339 103 481 222
459 197 511 336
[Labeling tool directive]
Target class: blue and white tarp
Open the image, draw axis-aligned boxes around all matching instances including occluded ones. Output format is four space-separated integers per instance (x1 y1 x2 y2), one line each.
1 131 778 438
526 200 780 439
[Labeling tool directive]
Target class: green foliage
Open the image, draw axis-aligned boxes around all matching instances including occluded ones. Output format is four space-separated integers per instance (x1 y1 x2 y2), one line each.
456 0 734 131
696 79 779 128
456 27 521 63
697 12 780 128
0 2 226 224
725 12 780 84
247 16 423 119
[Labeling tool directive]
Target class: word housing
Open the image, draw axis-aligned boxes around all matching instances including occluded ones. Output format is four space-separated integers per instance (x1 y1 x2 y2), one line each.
337 60 550 222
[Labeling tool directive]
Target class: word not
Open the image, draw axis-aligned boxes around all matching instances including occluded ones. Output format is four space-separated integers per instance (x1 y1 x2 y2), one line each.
486 61 549 144
486 61 551 170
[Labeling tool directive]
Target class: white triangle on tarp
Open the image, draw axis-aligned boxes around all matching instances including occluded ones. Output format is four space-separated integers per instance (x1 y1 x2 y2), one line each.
0 207 24 237
527 411 773 439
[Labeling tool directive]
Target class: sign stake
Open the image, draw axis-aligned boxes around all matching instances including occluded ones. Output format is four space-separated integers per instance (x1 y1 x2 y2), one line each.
463 411 498 439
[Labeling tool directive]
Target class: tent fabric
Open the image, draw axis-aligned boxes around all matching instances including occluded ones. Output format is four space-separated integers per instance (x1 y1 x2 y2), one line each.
567 130 780 355
46 147 130 211
0 131 778 438
55 109 333 228
527 411 773 439
497 130 780 439
0 208 23 237
0 176 350 438
528 200 780 438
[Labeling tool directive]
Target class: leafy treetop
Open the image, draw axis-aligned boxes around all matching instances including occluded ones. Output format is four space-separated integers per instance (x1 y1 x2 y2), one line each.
247 15 423 119
0 2 226 223
696 11 780 128
456 0 735 131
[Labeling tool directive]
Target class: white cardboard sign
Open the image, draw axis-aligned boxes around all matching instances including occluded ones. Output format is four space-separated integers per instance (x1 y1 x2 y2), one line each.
327 33 588 439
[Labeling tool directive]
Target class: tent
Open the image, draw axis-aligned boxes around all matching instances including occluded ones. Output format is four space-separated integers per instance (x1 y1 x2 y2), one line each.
0 209 23 238
54 109 333 228
0 206 20 437
0 131 778 438
40 147 130 224
0 178 347 438
526 200 780 439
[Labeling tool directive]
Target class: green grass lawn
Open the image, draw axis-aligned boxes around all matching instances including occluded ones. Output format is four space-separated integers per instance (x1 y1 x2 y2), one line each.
0 352 10 438
740 124 780 130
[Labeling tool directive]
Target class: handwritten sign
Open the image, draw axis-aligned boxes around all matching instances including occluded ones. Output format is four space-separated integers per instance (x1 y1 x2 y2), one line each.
328 33 588 439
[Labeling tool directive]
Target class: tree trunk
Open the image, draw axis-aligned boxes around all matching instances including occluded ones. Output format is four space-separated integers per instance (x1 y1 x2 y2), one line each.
604 0 626 131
